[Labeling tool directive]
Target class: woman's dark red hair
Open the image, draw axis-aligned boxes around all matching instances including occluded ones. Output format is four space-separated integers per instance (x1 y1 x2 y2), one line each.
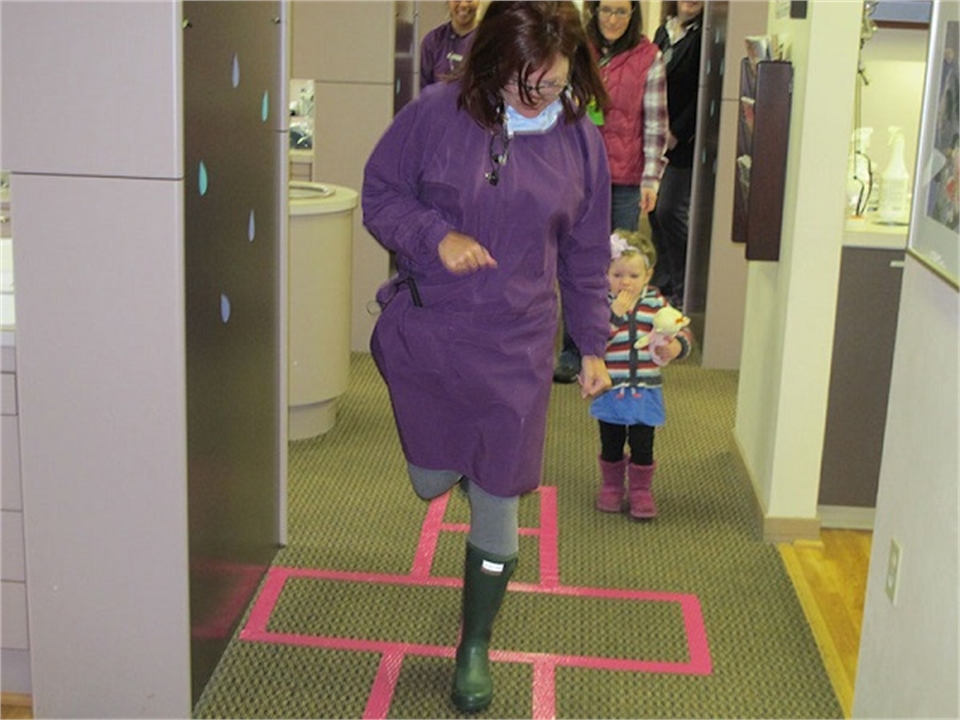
458 1 608 130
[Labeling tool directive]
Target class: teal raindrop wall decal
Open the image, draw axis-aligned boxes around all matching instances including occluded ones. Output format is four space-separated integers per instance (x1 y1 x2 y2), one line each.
261 90 269 122
198 161 208 196
232 53 240 88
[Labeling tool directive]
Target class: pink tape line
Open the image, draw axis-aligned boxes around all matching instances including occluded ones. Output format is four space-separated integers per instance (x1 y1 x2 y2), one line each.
240 486 712 719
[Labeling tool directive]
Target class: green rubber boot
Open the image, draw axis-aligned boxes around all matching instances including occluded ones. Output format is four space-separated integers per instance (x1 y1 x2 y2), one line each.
451 543 518 713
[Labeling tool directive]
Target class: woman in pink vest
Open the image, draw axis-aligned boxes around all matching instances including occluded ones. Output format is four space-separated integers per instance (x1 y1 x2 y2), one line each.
554 0 669 383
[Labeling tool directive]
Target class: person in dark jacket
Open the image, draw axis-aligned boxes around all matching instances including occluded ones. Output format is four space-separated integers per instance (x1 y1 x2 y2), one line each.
650 0 704 308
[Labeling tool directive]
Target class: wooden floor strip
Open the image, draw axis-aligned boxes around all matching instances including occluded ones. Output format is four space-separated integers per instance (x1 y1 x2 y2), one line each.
0 693 32 720
779 543 852 716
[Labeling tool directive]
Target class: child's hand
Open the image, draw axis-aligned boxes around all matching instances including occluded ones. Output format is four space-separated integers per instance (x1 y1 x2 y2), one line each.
611 289 640 317
655 338 683 364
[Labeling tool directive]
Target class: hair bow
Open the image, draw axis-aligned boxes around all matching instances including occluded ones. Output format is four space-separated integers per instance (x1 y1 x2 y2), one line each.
610 233 629 260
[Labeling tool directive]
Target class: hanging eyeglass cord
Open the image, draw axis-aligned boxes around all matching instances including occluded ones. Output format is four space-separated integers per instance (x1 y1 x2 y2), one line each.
485 126 511 186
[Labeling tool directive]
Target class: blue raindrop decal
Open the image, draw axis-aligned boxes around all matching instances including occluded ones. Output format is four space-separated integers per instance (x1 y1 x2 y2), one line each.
261 91 269 122
248 209 256 242
220 294 231 323
232 53 240 88
198 161 208 196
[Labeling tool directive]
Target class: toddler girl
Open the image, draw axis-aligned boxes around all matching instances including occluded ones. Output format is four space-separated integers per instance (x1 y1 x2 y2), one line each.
590 229 693 519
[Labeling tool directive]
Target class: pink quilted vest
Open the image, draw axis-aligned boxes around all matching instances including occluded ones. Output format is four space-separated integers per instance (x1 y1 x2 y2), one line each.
595 39 659 186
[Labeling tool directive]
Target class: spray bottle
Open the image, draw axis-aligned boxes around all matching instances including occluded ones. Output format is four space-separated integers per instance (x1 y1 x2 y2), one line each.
878 126 910 224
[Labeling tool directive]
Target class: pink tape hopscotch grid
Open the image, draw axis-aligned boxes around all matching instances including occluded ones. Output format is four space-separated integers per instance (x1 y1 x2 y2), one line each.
240 486 712 719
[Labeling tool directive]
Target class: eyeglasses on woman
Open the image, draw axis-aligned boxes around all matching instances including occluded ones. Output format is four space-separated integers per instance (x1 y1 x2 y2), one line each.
597 6 633 19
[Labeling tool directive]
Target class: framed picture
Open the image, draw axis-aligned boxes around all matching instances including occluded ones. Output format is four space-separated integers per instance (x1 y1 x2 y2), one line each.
908 0 959 288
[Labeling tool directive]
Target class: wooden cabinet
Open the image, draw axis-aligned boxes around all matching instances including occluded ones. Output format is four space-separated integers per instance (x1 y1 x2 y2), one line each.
732 59 793 261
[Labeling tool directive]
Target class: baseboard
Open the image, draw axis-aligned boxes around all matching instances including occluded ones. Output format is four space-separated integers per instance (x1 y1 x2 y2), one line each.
763 515 821 543
818 505 875 530
730 431 822 543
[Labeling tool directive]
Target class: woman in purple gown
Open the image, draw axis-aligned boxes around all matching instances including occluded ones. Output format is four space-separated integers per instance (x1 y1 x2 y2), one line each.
362 2 612 712
419 0 481 90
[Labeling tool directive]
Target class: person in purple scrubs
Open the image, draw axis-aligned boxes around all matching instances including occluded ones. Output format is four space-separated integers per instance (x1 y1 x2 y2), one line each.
363 2 612 712
419 0 481 90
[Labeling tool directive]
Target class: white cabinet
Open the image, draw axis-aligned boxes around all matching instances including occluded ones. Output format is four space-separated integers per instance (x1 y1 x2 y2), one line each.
1 338 31 692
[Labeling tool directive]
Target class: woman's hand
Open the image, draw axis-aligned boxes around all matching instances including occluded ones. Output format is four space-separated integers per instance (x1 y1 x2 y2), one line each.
640 187 658 215
578 355 612 399
438 231 498 274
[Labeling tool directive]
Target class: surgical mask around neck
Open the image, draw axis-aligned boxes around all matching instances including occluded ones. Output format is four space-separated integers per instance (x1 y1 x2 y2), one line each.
504 98 564 136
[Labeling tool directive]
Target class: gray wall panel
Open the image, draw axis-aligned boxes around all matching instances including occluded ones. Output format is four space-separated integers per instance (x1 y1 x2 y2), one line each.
1 0 182 178
182 0 283 701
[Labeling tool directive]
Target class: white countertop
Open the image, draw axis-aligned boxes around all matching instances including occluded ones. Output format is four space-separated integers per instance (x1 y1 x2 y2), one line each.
844 215 909 251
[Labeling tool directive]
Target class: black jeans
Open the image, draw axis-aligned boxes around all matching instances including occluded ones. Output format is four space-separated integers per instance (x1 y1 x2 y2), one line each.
649 165 692 300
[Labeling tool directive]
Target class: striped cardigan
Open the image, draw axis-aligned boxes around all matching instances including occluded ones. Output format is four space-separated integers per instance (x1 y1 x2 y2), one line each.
604 286 692 388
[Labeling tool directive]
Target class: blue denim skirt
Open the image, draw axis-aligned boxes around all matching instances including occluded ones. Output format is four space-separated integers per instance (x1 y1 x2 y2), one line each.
590 385 666 427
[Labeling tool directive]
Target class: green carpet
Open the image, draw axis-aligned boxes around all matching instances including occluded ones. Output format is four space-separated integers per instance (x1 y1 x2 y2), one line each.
193 351 842 719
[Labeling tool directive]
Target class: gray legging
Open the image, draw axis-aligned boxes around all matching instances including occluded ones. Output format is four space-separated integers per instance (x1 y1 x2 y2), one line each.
407 463 519 558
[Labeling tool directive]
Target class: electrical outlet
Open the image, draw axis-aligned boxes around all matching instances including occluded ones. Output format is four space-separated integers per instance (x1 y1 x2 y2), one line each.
885 538 903 606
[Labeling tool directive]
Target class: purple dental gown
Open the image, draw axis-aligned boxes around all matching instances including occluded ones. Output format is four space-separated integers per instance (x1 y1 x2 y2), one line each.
363 82 612 498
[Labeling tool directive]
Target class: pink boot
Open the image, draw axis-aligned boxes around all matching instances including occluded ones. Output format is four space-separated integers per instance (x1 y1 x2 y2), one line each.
627 463 658 519
596 456 627 513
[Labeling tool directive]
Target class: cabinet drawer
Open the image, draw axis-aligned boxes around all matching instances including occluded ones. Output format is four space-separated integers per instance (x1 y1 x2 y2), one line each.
289 160 312 182
2 416 22 510
1 581 29 650
0 346 15 373
1 373 15 416
1 510 25 581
